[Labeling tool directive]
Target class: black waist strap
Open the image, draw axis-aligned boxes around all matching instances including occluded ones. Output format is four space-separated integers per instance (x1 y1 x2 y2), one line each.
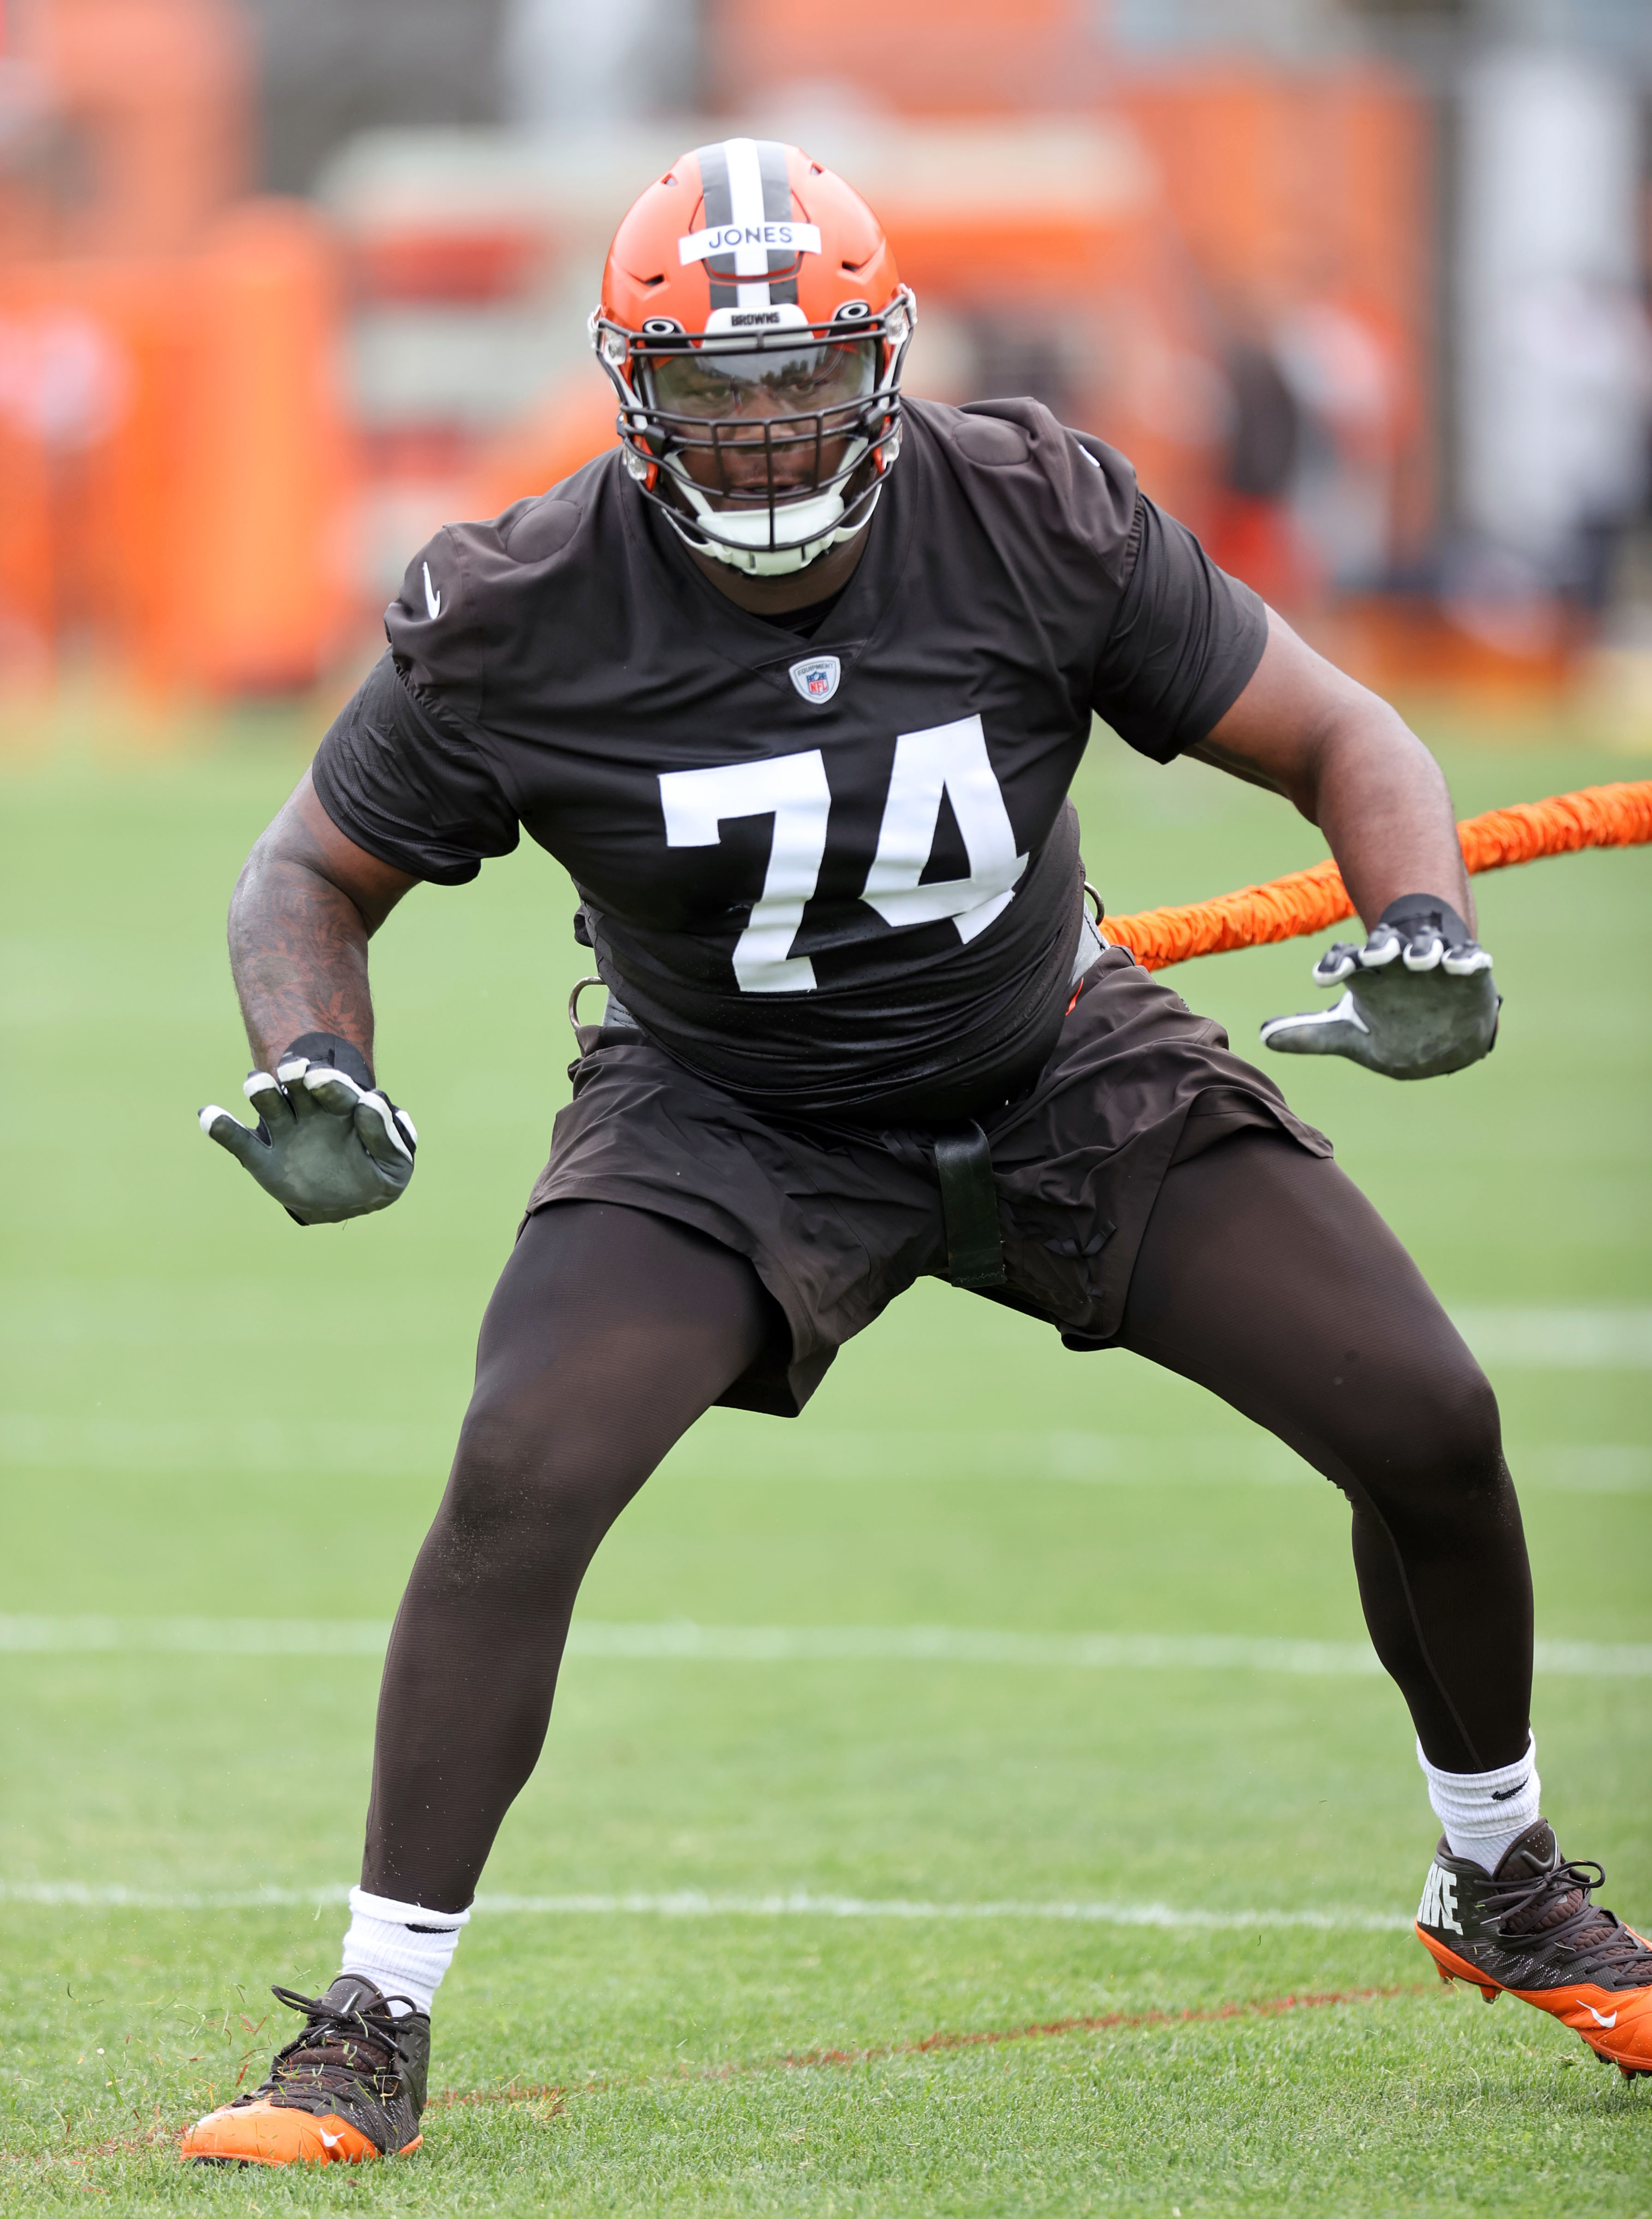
933 1121 1006 1290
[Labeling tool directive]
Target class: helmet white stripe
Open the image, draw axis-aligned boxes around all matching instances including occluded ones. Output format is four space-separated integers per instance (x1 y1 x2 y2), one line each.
722 136 774 309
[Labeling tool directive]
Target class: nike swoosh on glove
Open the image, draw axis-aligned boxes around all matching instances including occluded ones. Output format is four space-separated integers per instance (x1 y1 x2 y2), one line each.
1259 895 1500 1081
198 1034 416 1224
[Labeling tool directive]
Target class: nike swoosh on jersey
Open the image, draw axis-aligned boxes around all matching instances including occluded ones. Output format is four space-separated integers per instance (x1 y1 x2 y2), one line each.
423 562 442 620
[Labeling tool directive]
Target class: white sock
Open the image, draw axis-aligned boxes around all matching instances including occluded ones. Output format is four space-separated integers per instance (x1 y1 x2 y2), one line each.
339 1886 469 2017
1417 1734 1541 1875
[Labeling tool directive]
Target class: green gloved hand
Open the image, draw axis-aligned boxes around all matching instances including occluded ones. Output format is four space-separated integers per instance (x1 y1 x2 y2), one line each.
1259 896 1499 1081
198 1034 416 1224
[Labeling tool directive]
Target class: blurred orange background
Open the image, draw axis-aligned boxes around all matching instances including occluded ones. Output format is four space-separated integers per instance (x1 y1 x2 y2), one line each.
1 0 1648 718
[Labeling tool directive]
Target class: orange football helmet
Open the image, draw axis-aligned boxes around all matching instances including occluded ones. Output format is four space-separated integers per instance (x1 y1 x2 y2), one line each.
591 138 915 576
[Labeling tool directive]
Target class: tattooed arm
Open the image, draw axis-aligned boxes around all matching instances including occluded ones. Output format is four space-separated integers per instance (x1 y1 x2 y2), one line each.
229 770 417 1074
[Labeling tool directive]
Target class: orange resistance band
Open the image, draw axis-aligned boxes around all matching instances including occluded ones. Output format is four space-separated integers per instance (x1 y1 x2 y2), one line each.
1104 778 1652 973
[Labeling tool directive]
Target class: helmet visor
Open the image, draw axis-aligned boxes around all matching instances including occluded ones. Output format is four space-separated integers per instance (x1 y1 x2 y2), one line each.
644 336 878 426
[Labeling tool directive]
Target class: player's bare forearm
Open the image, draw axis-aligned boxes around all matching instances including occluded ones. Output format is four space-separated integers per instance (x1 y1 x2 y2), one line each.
230 854 374 1071
1192 608 1473 932
228 771 417 1073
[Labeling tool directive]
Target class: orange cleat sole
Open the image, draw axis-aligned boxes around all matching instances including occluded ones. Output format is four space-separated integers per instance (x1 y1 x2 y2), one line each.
178 2100 422 2166
1417 1924 1652 2076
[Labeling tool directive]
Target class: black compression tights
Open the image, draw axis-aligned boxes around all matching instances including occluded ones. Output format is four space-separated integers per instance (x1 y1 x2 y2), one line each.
362 1141 1532 1910
362 1202 773 1909
1115 1134 1531 1779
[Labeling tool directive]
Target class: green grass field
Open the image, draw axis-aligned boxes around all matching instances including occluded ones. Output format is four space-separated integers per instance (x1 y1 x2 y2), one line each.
1 712 1649 2214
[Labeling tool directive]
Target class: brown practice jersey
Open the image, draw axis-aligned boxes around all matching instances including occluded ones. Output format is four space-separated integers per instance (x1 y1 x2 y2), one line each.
313 398 1266 1121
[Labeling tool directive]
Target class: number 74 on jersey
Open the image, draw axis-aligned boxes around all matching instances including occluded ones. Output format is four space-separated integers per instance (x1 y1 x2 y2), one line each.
659 713 1029 993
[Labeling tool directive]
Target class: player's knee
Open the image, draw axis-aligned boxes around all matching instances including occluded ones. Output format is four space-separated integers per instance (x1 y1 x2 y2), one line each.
439 1379 633 1551
1360 1344 1504 1503
1426 1351 1502 1478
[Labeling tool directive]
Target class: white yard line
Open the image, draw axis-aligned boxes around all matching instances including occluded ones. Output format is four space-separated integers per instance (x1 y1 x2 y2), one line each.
0 1615 392 1655
1452 1308 1652 1369
0 1879 1411 1931
1 1617 1647 1675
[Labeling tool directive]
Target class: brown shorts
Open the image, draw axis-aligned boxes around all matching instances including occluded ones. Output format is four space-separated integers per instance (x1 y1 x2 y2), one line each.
526 947 1331 1416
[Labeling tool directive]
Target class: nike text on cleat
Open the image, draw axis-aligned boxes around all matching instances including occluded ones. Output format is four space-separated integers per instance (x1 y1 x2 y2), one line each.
1414 1820 1652 2073
178 1974 428 2166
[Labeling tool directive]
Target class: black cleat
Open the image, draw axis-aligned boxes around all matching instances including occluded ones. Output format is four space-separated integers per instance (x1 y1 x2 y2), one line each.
1415 1820 1652 2075
179 1974 429 2164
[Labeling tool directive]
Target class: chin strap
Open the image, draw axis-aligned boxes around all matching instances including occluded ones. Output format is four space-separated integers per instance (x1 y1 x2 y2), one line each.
666 439 880 577
664 488 880 577
663 415 903 577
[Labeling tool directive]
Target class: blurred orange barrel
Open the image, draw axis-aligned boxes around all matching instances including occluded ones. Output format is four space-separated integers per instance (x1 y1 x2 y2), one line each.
0 258 193 690
0 199 352 698
171 199 354 694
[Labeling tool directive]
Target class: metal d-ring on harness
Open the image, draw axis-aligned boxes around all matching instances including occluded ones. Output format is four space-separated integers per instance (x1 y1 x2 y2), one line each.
567 974 607 1059
568 974 644 1061
568 974 605 1027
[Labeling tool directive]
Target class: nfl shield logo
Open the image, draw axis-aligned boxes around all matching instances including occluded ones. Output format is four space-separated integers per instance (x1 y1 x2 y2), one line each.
789 655 841 706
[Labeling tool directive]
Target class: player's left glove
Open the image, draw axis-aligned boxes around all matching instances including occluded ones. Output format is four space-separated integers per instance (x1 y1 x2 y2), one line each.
1259 895 1499 1081
197 1033 416 1225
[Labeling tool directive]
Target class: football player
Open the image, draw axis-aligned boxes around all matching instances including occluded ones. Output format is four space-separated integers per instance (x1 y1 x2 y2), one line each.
184 140 1649 2164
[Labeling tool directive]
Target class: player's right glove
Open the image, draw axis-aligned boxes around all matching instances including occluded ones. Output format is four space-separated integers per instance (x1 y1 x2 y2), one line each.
1259 895 1499 1081
198 1033 416 1225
